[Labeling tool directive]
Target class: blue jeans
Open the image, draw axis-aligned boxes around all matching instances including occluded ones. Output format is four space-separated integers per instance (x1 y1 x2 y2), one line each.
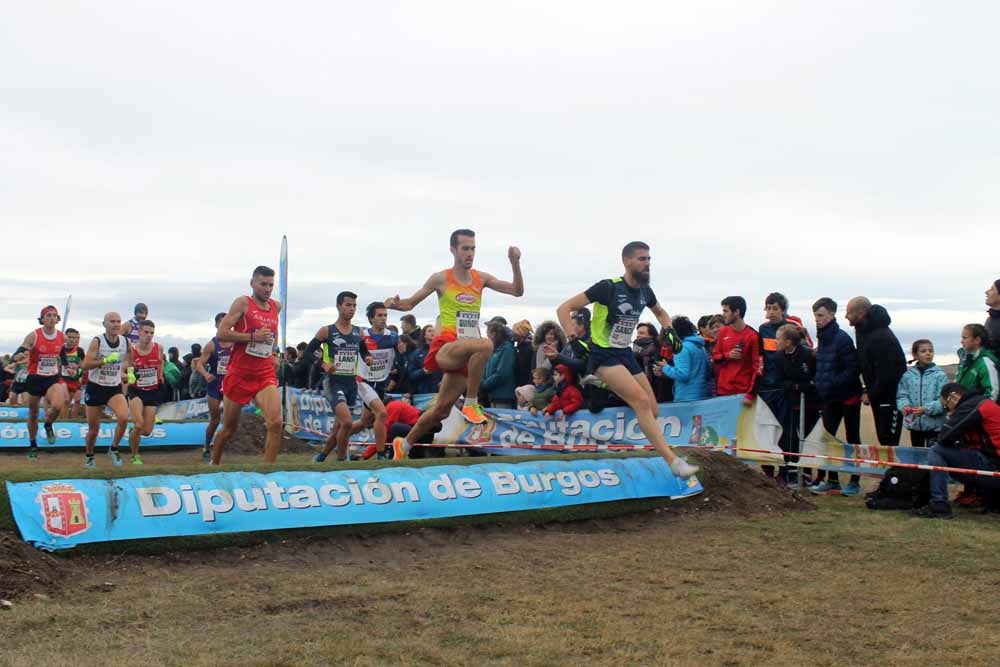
927 445 998 504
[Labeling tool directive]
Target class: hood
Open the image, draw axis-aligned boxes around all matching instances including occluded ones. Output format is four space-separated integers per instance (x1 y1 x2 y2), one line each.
860 304 892 332
553 363 575 383
684 335 706 348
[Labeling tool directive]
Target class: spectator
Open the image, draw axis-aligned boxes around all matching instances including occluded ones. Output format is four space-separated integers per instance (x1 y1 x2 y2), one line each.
407 329 442 395
543 364 585 419
986 279 1000 355
481 321 517 408
955 323 999 402
548 310 591 379
757 292 792 477
533 321 566 371
389 334 414 394
810 297 864 496
633 323 671 402
712 296 760 404
912 383 1000 519
659 316 712 402
279 347 298 387
293 341 312 388
181 343 203 400
511 319 535 388
163 350 184 402
400 314 417 336
846 297 906 447
519 367 555 414
384 397 444 460
697 315 714 341
897 340 948 446
387 324 399 334
777 323 819 485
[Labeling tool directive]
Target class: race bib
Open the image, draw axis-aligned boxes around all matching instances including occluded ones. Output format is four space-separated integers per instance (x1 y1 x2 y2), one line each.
365 350 392 383
334 348 358 375
98 363 121 385
457 311 480 339
610 317 638 348
37 356 59 377
15 367 28 383
217 356 229 375
136 366 158 388
246 339 273 359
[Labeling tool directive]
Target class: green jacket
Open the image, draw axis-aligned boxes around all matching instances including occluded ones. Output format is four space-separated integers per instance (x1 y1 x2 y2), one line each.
955 348 1000 402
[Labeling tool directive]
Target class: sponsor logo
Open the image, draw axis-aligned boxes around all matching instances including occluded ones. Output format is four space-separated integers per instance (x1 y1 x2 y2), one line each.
37 483 90 538
455 293 476 305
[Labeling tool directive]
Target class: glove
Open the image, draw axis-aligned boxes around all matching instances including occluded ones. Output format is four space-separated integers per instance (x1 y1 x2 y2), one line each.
102 352 121 364
126 368 136 385
663 328 683 354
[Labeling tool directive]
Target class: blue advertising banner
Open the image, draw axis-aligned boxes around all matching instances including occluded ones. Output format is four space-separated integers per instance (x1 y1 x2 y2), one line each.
7 457 703 550
0 406 30 419
0 421 207 448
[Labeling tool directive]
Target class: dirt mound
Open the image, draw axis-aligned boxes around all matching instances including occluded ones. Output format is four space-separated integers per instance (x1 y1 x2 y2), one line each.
224 413 317 456
682 449 814 515
0 530 72 601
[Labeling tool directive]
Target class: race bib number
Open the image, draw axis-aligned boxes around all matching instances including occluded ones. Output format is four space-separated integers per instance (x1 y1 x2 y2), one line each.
610 317 638 348
217 356 229 375
365 350 392 383
334 348 358 375
62 363 79 379
136 367 158 388
98 363 121 385
37 356 59 377
15 367 28 383
457 311 480 339
246 339 273 359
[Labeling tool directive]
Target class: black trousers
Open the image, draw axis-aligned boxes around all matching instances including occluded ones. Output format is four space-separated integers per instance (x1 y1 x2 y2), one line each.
871 400 902 446
819 400 861 485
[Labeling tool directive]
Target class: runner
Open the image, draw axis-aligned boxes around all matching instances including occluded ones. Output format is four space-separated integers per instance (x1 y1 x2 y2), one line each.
81 312 131 468
120 302 148 345
307 292 374 462
193 312 232 461
556 241 698 479
125 320 165 465
211 266 283 465
59 327 86 420
347 301 399 460
385 228 523 459
13 306 68 459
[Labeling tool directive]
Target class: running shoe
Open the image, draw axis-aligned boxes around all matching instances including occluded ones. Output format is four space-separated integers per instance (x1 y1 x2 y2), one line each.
44 422 56 445
376 452 388 461
107 448 123 467
313 452 327 463
201 447 212 461
84 455 96 469
131 455 144 466
461 403 488 425
669 458 699 479
391 436 409 461
809 481 842 496
840 481 862 497
27 447 38 461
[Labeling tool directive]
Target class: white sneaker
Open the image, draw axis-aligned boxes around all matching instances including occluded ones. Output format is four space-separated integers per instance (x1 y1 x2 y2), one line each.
670 458 699 479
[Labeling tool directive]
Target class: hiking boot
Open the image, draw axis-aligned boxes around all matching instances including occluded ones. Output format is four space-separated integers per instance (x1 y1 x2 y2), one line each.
84 455 96 469
44 422 56 445
810 481 842 496
911 502 953 520
840 481 862 497
461 403 488 425
670 458 699 479
107 448 122 467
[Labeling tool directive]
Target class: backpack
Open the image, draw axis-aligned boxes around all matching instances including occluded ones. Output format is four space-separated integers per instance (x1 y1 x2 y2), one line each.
865 466 930 510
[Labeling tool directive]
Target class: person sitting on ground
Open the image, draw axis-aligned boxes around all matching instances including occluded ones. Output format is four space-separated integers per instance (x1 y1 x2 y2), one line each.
956 323 999 402
658 316 712 402
533 320 566 371
911 383 1000 519
480 321 517 409
543 364 584 419
896 339 948 447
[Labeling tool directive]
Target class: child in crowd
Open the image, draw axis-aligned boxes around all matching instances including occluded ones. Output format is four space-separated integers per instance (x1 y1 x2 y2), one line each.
896 339 947 446
956 324 999 402
543 364 584 419
518 367 555 414
777 323 819 486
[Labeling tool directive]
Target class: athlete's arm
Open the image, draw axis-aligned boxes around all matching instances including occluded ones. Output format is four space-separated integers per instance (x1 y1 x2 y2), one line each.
304 326 329 364
13 331 36 363
385 273 442 312
480 247 524 297
82 337 103 371
120 320 132 338
194 341 215 382
650 303 673 330
159 348 167 384
557 293 592 340
217 297 252 344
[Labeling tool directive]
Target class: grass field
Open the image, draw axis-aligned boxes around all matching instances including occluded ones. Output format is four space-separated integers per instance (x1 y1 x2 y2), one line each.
2 450 1000 666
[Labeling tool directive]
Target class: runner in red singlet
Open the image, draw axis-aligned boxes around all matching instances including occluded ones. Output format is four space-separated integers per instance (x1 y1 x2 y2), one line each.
211 266 283 464
14 306 68 459
126 320 165 465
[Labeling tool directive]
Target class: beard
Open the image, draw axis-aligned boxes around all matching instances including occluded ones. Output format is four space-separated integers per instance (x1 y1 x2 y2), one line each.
630 268 650 285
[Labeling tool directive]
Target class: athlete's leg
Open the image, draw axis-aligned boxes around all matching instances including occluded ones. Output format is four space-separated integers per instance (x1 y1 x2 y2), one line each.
210 397 243 465
348 408 375 436
205 395 222 448
128 396 144 456
253 385 283 463
395 372 465 456
368 399 387 454
84 405 102 456
320 401 354 459
27 394 41 445
632 371 660 422
432 338 494 400
106 393 130 450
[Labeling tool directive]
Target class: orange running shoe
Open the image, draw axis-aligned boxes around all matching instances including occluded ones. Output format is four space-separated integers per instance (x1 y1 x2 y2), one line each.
391 436 409 461
461 403 488 425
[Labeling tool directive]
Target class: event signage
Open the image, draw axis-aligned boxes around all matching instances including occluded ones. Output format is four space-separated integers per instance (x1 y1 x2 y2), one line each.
0 421 209 448
6 457 703 550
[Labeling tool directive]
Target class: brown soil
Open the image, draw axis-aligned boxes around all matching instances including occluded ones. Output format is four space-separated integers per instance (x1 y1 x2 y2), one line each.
0 450 810 602
222 412 317 456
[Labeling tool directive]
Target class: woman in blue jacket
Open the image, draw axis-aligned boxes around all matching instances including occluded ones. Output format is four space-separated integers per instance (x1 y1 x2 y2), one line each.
660 317 712 402
481 322 517 409
896 339 948 446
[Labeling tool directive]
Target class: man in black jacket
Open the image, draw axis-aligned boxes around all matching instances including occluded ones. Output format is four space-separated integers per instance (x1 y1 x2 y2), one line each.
986 279 1000 356
846 297 906 446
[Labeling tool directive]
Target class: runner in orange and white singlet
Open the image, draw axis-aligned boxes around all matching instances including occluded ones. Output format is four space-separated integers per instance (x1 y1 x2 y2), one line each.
384 228 523 460
13 305 68 459
210 266 283 464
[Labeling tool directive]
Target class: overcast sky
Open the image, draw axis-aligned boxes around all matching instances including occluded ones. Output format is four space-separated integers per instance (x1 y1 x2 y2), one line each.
2 2 997 363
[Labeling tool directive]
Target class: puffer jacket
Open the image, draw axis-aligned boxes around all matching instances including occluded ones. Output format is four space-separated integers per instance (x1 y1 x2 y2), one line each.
854 304 906 404
955 348 1000 402
814 320 862 402
662 335 713 402
895 363 948 432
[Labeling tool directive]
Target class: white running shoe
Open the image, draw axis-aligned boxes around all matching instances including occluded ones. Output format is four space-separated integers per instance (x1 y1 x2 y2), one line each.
670 458 699 479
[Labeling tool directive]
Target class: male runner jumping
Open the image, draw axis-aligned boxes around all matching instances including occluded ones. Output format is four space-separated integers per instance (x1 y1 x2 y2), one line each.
120 302 148 345
308 292 374 462
193 312 232 461
59 328 86 419
385 228 523 459
347 301 398 459
211 266 283 464
125 320 165 465
14 306 68 459
81 312 131 468
556 241 698 478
